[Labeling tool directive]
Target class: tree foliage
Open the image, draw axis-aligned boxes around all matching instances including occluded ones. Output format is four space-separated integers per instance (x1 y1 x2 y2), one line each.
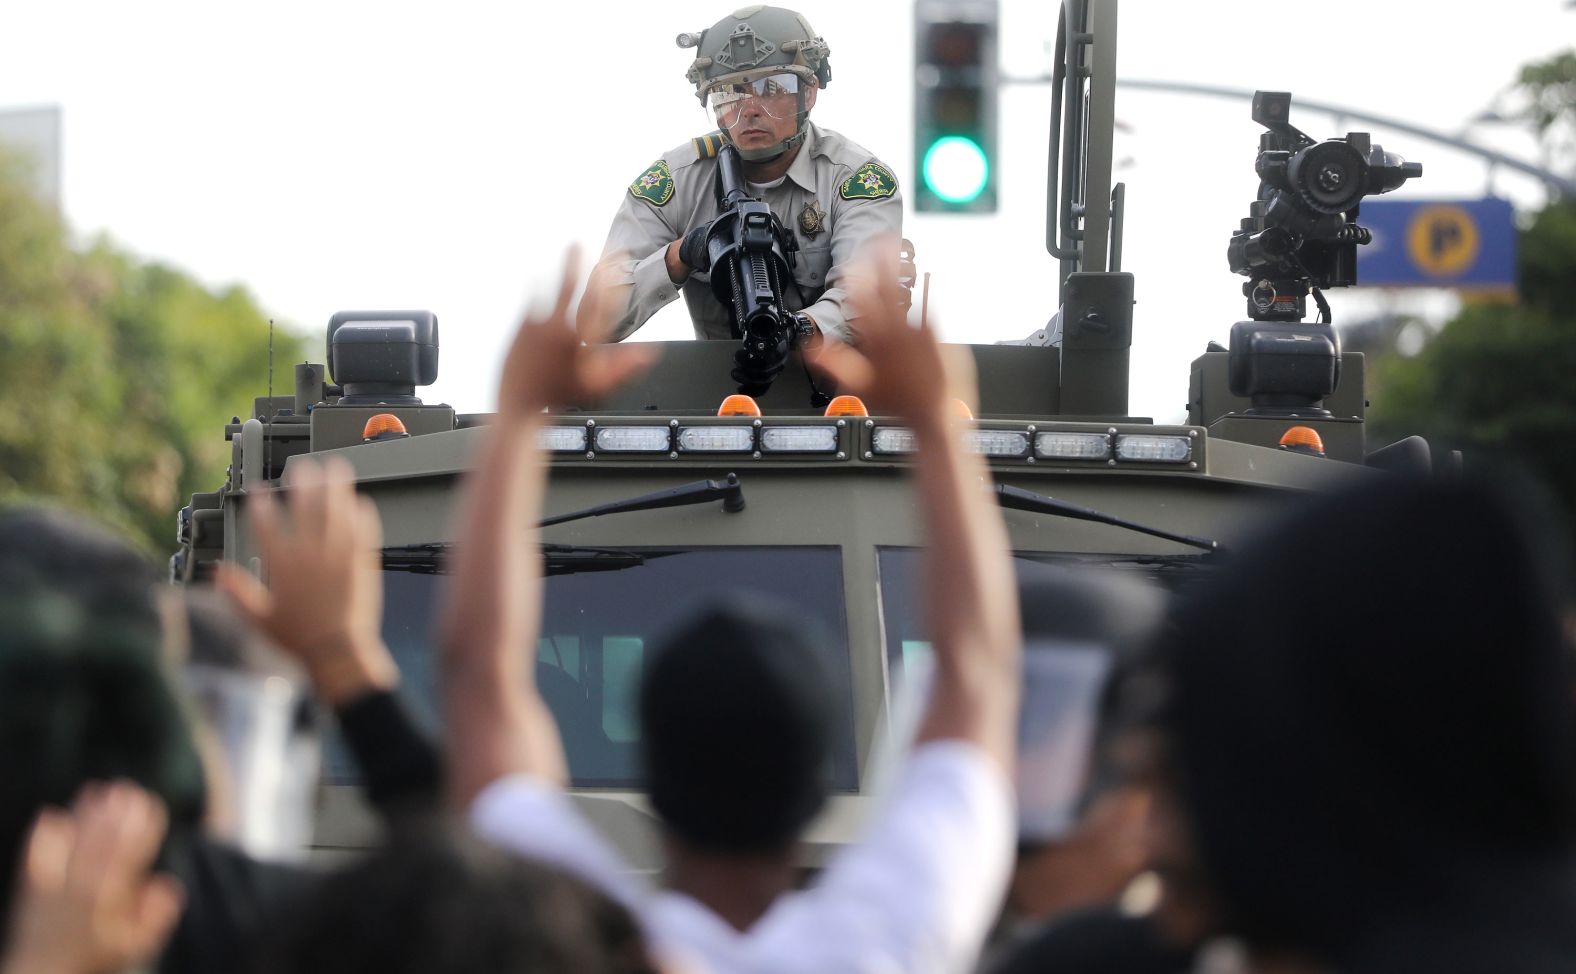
1370 51 1576 544
0 149 308 556
1517 50 1576 172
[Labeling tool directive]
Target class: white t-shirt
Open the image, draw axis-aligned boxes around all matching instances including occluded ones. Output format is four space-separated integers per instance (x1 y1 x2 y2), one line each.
470 740 1015 974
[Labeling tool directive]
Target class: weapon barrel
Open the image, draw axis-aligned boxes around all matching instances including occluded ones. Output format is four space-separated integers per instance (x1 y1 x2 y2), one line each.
716 144 753 208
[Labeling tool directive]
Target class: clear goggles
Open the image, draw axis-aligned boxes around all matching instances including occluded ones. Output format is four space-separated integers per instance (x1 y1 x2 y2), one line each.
704 71 809 128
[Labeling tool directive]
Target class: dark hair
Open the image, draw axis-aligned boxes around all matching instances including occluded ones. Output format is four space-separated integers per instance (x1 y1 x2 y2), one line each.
0 505 207 924
1159 472 1576 965
259 825 657 974
0 505 162 629
639 599 833 854
0 593 207 923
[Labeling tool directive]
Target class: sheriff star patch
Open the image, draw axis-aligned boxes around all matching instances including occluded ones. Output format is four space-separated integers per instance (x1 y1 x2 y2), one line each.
629 160 675 207
840 162 898 201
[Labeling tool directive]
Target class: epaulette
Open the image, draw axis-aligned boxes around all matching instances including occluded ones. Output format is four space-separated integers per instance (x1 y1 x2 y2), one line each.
691 131 726 160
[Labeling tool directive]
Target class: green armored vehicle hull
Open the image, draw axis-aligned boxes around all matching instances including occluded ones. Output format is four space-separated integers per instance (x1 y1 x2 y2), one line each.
174 337 1396 865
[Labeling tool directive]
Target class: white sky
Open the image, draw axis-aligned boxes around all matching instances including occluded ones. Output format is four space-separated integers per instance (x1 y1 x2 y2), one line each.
3 0 1570 421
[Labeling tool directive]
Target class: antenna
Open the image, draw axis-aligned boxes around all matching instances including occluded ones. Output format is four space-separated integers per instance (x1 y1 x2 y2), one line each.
267 319 274 482
921 272 932 331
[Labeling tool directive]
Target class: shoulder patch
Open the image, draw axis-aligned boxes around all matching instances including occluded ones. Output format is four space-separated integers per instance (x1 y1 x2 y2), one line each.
629 160 675 207
840 162 899 200
691 131 726 160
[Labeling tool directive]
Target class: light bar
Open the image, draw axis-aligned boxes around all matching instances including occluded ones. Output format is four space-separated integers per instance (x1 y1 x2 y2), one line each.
964 430 1030 458
677 426 755 453
1115 434 1192 463
539 426 588 453
871 427 917 455
1035 432 1111 461
593 426 672 453
760 426 839 453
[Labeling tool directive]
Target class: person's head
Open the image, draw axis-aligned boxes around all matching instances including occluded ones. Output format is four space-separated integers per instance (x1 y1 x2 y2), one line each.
1158 472 1576 969
261 826 658 974
0 509 207 922
0 505 163 631
681 6 831 162
639 599 834 858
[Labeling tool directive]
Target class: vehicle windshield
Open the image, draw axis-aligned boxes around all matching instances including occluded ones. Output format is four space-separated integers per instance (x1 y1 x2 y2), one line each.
326 546 857 790
876 547 1211 688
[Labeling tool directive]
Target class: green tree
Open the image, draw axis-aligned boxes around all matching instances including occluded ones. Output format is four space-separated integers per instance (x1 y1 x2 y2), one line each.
1517 50 1576 173
0 148 308 555
1369 51 1576 540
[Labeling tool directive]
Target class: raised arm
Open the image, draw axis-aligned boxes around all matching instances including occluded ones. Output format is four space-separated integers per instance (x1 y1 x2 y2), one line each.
814 240 1021 772
440 250 657 809
215 457 441 814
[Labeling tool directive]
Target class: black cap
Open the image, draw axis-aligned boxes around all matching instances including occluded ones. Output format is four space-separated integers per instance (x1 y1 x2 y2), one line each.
639 599 833 854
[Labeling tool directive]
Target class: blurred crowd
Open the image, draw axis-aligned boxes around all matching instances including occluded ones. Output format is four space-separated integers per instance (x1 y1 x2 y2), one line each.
3 241 1576 974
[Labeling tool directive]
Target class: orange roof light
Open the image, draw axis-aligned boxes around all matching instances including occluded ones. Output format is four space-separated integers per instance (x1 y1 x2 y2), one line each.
950 398 975 420
717 394 762 417
362 413 410 442
1279 425 1326 456
823 395 869 417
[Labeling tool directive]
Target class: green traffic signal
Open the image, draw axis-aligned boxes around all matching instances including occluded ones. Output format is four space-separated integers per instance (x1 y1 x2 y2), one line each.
921 135 990 204
913 1 999 213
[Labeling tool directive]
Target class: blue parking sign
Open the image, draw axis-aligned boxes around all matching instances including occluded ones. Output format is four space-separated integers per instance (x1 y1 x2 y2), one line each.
1356 197 1517 292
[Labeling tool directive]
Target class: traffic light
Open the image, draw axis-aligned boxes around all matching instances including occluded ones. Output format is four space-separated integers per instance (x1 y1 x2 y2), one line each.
913 0 999 213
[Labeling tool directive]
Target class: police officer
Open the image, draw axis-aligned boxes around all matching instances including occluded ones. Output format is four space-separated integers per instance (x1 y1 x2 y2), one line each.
590 5 902 347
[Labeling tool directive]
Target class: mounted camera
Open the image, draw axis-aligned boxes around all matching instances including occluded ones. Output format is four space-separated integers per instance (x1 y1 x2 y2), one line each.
1226 91 1420 414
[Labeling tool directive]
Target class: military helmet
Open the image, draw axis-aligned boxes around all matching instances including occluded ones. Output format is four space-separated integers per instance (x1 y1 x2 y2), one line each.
677 6 831 161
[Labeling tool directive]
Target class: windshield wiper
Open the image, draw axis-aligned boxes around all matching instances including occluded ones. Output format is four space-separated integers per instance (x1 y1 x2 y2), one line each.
381 542 652 576
379 474 745 575
994 484 1223 554
539 473 745 527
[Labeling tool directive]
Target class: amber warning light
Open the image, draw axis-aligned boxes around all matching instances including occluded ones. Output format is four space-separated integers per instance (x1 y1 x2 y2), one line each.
717 395 763 417
1278 425 1326 457
362 413 410 443
823 395 869 417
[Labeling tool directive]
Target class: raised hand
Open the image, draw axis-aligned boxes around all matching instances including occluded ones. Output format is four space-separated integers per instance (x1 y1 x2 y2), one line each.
497 247 659 418
1 783 184 974
812 234 974 427
214 455 396 704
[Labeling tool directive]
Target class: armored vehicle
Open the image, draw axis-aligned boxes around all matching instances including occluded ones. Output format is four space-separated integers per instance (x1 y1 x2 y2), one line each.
173 0 1429 864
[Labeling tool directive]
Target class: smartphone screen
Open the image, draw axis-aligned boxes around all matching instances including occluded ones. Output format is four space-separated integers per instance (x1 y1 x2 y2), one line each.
1015 640 1114 842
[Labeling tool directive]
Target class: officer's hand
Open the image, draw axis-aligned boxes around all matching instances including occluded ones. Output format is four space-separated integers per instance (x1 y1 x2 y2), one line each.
678 222 714 273
498 247 659 417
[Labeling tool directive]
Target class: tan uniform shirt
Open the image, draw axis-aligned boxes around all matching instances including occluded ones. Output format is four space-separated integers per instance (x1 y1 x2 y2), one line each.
594 122 903 343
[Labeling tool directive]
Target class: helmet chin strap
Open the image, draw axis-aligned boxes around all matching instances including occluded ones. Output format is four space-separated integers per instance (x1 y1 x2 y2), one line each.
734 127 804 163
